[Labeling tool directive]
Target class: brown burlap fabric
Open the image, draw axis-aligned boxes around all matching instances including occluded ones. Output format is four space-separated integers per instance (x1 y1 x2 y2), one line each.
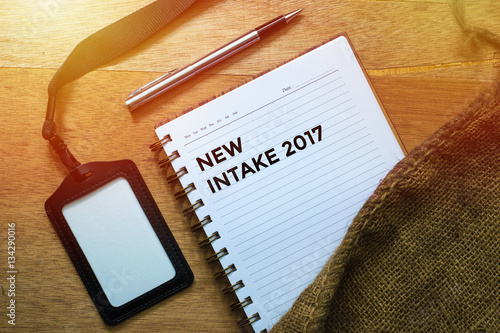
271 80 500 332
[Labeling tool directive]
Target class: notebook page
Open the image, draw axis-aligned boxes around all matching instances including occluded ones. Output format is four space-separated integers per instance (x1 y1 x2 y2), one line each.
155 35 404 332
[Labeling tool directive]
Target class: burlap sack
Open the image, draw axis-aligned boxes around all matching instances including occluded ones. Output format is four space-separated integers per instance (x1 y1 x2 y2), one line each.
271 80 500 332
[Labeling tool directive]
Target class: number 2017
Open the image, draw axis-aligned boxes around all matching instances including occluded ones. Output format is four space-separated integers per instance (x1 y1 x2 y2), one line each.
282 125 322 157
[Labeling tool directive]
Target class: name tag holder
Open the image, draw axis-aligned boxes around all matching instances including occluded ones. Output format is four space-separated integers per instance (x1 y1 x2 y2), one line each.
45 160 193 324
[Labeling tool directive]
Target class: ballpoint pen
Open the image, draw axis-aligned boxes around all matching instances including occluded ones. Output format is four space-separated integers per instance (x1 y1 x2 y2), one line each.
126 8 303 111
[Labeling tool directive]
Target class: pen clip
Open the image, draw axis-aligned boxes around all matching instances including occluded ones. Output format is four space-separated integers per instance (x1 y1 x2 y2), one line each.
128 68 181 98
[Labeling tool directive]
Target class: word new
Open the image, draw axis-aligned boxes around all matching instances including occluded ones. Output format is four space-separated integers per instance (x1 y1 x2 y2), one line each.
196 137 243 172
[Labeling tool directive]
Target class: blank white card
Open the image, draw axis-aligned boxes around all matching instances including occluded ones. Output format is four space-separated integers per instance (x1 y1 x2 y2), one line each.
63 177 176 307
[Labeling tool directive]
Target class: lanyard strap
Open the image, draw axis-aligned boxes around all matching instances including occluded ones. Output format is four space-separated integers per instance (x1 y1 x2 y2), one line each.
43 0 196 171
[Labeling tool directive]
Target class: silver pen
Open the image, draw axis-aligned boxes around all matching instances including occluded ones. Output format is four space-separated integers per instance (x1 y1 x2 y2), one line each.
126 8 303 111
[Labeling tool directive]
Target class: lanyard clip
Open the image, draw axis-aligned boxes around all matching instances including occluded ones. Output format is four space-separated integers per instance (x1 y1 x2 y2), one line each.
42 95 81 171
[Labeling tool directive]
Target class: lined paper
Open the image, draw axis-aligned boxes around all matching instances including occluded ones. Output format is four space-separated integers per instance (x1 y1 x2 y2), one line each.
155 35 404 332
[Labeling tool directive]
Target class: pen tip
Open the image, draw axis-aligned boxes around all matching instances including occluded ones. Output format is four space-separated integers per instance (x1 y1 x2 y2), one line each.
284 8 303 23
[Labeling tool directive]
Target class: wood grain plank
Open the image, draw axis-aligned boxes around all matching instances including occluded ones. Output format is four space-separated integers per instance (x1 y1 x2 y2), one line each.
2 1 499 71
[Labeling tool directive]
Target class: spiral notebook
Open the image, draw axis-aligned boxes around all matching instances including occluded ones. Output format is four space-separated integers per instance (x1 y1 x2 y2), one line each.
151 33 405 332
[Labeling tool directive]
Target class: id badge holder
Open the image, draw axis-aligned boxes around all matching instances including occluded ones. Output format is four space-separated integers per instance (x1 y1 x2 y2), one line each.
45 159 193 325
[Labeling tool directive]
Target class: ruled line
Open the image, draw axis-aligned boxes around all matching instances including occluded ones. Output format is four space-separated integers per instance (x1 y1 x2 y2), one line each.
240 167 389 278
295 68 338 89
184 69 340 148
255 218 353 292
225 151 380 239
242 184 379 259
222 138 377 226
236 161 385 251
186 75 346 159
250 222 356 283
245 223 348 271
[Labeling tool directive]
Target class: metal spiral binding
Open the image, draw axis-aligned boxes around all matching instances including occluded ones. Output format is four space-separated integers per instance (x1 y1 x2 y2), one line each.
213 264 236 278
167 166 188 184
149 134 172 152
198 231 220 247
222 280 244 295
174 183 196 200
230 296 253 311
158 150 180 168
206 247 228 263
190 215 212 231
183 199 204 216
238 313 261 327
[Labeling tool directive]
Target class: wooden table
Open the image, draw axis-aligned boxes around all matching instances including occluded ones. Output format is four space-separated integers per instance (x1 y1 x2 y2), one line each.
1 0 499 332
